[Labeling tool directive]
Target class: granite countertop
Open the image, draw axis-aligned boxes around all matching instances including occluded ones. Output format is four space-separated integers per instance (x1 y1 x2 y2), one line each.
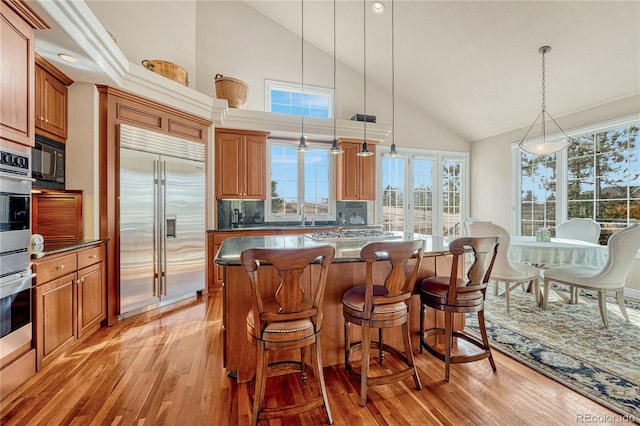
210 224 378 232
31 238 108 259
214 233 453 266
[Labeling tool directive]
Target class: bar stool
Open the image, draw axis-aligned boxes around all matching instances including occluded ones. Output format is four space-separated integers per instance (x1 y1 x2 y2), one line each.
241 245 335 426
419 236 500 382
342 240 425 407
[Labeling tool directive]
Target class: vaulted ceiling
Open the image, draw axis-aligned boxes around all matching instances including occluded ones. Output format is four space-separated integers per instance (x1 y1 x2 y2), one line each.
28 0 640 142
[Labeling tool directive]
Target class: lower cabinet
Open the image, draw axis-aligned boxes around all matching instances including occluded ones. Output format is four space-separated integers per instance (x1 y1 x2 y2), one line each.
32 242 106 370
34 273 76 369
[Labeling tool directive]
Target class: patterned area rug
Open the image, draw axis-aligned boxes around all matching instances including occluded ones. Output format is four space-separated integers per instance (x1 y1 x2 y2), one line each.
466 285 640 421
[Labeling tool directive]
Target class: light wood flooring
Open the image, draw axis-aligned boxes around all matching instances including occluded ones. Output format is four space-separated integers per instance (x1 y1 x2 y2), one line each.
1 289 621 425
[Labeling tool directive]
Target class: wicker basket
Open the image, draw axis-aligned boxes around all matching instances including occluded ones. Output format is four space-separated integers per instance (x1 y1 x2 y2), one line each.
142 59 189 86
215 74 248 109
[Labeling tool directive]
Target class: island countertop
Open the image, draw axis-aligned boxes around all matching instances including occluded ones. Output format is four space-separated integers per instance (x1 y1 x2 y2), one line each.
214 232 454 266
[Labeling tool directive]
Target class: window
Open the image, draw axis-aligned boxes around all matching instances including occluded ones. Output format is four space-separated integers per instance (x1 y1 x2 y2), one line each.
516 117 639 242
380 150 468 236
265 80 333 118
520 153 557 235
266 140 334 221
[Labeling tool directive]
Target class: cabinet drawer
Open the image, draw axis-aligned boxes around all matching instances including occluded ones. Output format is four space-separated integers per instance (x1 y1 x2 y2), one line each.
77 245 105 269
33 254 77 285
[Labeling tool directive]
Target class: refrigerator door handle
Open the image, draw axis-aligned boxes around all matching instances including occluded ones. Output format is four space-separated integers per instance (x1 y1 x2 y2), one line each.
153 159 160 297
161 160 168 297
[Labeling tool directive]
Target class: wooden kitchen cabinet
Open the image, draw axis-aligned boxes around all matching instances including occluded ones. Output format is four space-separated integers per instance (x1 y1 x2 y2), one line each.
215 128 269 200
32 241 106 370
0 1 47 148
35 54 73 142
336 138 377 201
76 245 106 338
32 191 83 245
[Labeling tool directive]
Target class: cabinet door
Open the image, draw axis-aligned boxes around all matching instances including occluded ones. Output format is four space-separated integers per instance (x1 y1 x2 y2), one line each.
243 134 266 199
35 64 68 141
337 140 376 200
215 132 243 199
77 262 105 338
34 273 76 370
359 143 376 200
213 244 224 286
337 141 361 200
32 192 83 245
0 2 36 147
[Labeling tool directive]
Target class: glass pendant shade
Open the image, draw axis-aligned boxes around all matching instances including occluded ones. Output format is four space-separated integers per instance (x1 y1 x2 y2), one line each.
329 138 343 154
385 142 401 157
357 141 374 157
518 46 573 156
296 135 309 152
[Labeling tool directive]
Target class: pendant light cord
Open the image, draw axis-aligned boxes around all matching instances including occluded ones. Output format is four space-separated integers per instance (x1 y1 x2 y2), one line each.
333 0 336 140
301 0 304 137
363 0 367 143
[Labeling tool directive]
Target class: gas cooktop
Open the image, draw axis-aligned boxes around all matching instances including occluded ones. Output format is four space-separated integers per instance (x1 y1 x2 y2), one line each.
306 229 401 242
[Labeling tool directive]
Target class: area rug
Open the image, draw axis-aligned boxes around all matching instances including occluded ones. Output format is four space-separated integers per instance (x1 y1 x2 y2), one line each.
465 285 640 422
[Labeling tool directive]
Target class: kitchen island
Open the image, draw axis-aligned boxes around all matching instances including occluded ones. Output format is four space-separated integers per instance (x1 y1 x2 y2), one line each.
215 233 463 382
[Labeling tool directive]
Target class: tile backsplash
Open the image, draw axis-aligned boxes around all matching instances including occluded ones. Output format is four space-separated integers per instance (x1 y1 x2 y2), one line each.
216 200 368 229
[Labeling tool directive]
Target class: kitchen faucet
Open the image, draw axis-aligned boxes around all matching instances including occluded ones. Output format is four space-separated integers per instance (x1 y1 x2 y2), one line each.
300 204 306 226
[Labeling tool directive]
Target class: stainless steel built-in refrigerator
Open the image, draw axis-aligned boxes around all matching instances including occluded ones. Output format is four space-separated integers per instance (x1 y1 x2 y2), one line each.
119 124 205 317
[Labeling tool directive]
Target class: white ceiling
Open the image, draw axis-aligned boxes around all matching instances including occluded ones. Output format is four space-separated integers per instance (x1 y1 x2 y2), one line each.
26 0 640 143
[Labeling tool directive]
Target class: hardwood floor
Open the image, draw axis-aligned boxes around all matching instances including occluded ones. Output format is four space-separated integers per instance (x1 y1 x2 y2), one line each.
1 289 620 425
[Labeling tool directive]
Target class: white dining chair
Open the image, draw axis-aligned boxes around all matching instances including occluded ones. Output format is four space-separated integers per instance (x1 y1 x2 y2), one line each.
460 217 482 237
555 218 601 244
467 221 541 313
542 223 640 328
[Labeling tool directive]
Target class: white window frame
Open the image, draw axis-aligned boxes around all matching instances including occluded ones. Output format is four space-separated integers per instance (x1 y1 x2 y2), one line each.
264 79 334 118
265 139 337 223
511 114 640 235
377 147 469 236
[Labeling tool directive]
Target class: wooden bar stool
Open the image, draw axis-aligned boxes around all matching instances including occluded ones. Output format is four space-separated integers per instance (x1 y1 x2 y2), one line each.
419 236 500 382
342 240 425 407
241 245 335 426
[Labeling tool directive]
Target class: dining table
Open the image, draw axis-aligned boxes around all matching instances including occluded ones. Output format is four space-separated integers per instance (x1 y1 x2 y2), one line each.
509 236 608 269
508 236 609 306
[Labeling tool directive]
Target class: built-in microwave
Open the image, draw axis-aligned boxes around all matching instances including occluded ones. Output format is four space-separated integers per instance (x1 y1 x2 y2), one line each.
32 134 65 190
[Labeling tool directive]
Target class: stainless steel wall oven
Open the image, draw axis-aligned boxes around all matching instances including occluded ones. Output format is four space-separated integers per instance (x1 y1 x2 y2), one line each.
0 147 35 359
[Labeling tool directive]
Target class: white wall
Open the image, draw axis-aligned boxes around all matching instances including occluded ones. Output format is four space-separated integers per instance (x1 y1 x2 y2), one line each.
87 0 197 87
194 0 466 151
66 82 100 240
470 94 640 293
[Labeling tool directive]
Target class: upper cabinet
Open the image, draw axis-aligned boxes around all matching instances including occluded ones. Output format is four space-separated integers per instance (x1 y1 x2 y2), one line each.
336 138 377 201
35 54 73 142
215 128 270 200
0 1 48 148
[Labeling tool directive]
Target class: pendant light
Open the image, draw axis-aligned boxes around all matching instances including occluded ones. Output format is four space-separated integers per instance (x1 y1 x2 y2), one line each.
518 46 573 156
385 0 401 158
357 0 374 157
329 0 343 155
296 0 309 152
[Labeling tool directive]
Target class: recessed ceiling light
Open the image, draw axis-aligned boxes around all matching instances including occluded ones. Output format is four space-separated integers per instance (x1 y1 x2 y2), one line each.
58 53 77 63
371 1 385 14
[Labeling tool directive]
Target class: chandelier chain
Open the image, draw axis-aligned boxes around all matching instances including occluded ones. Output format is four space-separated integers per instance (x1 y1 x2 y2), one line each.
541 49 546 113
391 0 395 142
